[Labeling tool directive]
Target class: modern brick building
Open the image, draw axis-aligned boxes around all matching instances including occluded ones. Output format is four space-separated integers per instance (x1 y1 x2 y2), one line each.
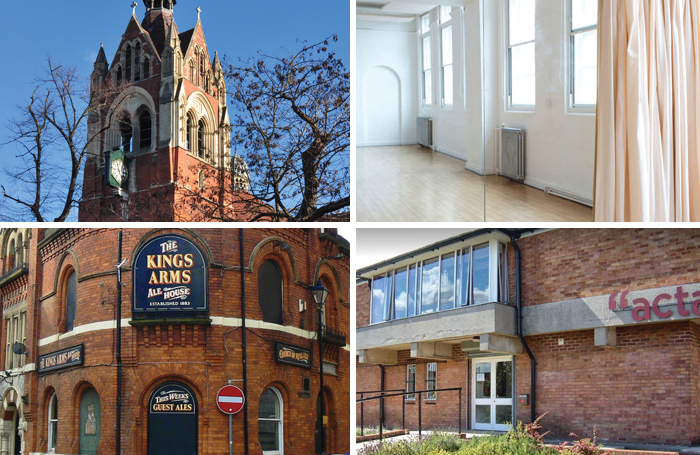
79 0 255 222
356 228 700 445
0 227 350 455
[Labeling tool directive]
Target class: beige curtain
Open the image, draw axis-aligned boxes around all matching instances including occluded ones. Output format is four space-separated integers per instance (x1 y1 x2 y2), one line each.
595 0 700 221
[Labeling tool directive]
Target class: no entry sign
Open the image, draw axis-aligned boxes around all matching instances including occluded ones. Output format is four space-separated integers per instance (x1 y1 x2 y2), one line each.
216 385 245 415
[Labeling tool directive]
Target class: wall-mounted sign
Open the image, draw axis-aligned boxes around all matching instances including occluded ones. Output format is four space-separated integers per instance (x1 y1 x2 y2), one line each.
38 344 84 374
323 362 337 376
149 383 196 414
609 285 700 322
133 235 208 315
275 342 311 369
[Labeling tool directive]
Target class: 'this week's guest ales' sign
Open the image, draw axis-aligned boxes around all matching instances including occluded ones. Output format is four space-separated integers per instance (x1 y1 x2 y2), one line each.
133 235 208 315
38 344 84 373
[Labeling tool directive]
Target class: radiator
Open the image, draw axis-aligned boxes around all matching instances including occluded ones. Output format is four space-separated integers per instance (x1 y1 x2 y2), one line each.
416 117 433 148
500 127 525 182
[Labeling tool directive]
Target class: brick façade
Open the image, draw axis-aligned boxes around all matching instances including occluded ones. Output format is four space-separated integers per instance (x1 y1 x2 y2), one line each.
356 229 700 445
1 227 350 455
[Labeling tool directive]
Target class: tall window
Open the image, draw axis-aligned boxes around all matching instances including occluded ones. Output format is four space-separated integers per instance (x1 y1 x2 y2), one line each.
134 42 141 81
65 271 77 332
570 0 597 107
125 45 132 81
258 388 283 454
420 13 432 106
139 111 152 149
508 0 536 107
116 66 123 85
406 365 416 401
120 115 132 153
186 115 193 151
5 311 26 369
197 119 205 158
258 260 283 325
426 363 437 401
143 57 150 79
439 6 453 107
48 394 58 452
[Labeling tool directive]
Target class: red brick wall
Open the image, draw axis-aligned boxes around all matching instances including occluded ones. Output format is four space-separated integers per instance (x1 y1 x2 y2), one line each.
511 229 700 305
28 228 349 455
357 281 371 328
516 322 698 445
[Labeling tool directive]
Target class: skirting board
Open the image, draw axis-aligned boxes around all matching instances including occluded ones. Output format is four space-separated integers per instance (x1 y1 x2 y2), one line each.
524 176 593 207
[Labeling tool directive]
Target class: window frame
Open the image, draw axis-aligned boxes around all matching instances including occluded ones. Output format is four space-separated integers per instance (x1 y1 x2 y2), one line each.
258 387 284 455
426 362 437 401
258 259 284 325
568 0 597 111
368 239 508 325
406 364 416 401
64 270 77 333
420 12 432 107
48 393 58 453
5 310 27 370
506 0 536 110
439 6 453 108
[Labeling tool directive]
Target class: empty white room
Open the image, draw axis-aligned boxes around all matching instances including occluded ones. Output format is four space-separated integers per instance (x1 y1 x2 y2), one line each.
356 0 700 222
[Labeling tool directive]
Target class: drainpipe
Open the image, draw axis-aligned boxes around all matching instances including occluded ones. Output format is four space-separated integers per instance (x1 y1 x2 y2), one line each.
239 229 249 455
379 365 385 431
510 235 536 423
116 231 123 455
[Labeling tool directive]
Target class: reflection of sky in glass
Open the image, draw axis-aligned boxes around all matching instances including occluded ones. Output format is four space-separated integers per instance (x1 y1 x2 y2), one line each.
440 253 455 310
394 268 408 319
473 244 490 304
408 265 417 317
371 275 388 323
421 258 439 313
460 249 470 305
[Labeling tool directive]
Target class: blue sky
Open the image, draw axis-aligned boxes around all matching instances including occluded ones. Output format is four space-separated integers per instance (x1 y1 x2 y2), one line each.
0 0 349 220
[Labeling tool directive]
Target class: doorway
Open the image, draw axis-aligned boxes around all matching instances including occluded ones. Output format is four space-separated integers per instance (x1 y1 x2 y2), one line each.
471 356 514 431
148 382 198 455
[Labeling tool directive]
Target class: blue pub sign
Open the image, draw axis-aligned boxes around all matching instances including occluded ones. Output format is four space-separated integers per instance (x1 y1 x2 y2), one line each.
133 234 208 315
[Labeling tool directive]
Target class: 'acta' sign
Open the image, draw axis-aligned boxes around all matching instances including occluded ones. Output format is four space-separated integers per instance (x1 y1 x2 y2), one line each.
133 234 208 315
609 285 700 322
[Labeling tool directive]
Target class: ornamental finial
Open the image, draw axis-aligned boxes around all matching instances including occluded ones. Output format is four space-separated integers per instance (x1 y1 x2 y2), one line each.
131 2 137 15
197 6 201 19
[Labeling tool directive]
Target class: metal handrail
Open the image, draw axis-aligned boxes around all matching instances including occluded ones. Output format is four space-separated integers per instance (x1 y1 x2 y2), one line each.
356 387 463 441
356 389 405 437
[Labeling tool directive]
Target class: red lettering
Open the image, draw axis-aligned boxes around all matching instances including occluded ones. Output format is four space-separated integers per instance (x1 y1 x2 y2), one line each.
675 286 690 316
692 291 700 316
620 290 629 309
609 292 618 310
632 298 651 321
652 293 673 318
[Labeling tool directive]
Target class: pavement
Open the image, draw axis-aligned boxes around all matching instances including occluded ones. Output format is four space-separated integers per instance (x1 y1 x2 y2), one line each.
356 431 700 454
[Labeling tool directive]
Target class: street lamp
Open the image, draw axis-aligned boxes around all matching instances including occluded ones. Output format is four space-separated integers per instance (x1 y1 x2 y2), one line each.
310 280 329 455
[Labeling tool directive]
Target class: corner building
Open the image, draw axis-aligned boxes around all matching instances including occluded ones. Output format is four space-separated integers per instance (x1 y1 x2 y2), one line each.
0 228 350 455
356 229 700 445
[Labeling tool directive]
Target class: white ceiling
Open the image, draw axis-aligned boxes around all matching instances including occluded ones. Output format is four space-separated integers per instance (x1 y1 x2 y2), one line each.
357 0 466 22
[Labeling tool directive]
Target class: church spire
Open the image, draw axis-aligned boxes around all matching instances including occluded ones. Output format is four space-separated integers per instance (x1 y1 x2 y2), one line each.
93 43 108 75
142 0 177 13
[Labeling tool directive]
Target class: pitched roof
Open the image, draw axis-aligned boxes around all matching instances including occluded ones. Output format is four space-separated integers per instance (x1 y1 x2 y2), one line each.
178 28 194 54
141 9 175 56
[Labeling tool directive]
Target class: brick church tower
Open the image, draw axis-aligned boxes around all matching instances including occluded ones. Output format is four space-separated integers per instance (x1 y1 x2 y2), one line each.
79 0 251 221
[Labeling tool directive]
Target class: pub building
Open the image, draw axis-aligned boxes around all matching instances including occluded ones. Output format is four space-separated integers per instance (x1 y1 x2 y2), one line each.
356 228 700 446
0 228 350 455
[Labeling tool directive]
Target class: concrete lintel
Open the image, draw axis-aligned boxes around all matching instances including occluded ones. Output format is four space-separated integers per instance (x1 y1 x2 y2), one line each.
410 342 453 360
480 333 523 355
358 349 398 365
461 340 480 352
594 327 617 348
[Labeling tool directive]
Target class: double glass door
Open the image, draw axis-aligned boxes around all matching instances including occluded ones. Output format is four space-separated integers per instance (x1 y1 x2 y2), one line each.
472 357 513 431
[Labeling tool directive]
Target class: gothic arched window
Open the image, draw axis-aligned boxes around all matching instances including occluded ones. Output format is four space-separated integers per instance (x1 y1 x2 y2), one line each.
197 119 205 158
186 115 193 151
139 111 152 149
143 57 150 79
120 114 133 153
65 270 77 332
116 66 123 85
134 42 141 81
125 45 132 81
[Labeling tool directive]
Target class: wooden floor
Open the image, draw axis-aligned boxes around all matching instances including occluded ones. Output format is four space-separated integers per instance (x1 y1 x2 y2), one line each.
357 145 593 222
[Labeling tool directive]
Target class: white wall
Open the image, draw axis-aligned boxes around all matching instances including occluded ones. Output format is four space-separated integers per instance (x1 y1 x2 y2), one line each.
357 20 418 146
485 0 596 202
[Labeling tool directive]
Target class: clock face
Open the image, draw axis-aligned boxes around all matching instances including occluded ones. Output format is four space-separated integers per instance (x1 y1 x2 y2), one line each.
111 158 128 184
